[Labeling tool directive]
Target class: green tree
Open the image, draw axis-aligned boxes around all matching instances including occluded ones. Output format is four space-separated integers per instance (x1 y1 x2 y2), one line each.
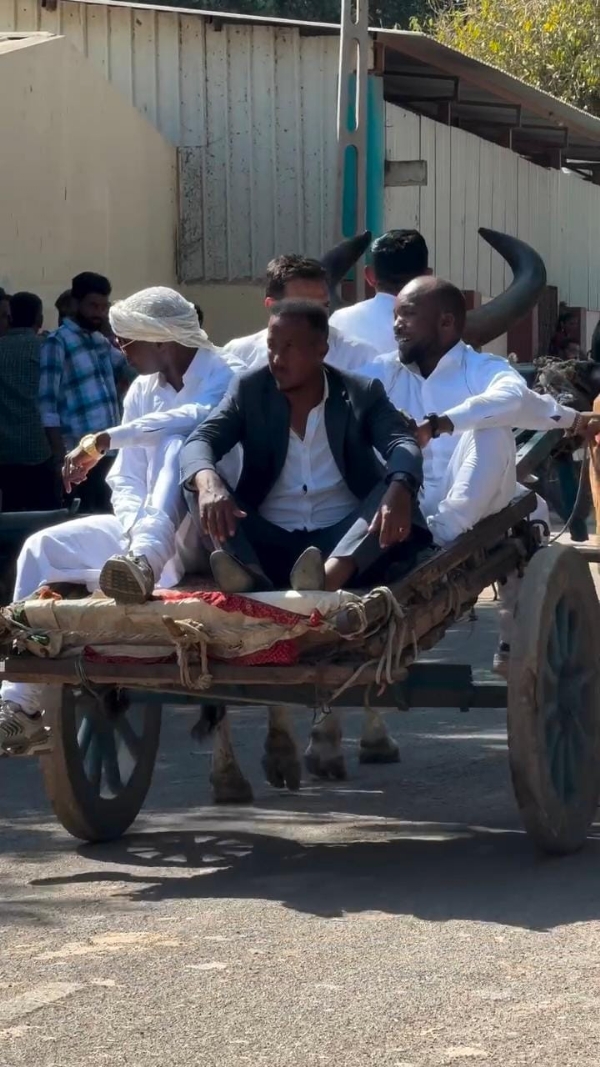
415 0 600 115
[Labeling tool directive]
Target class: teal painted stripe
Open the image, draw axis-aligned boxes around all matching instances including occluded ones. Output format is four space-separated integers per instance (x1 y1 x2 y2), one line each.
341 73 385 249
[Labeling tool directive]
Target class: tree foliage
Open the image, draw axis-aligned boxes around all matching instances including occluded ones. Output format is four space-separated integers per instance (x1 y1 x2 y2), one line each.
414 0 600 115
170 0 429 28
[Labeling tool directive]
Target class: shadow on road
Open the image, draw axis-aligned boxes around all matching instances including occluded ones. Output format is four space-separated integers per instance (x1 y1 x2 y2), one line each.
31 817 600 932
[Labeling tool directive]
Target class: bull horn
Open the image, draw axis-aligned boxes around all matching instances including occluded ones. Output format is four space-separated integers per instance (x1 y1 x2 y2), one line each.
464 228 547 348
321 230 372 309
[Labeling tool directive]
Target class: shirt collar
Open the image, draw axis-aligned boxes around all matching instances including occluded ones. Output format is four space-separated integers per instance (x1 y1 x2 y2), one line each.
405 340 465 380
6 328 35 337
372 292 396 305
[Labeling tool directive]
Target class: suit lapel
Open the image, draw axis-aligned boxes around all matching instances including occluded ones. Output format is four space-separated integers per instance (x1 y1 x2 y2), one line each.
265 374 291 484
324 367 349 479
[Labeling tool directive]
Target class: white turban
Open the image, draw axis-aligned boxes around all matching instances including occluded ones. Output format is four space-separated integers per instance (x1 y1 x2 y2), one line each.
109 286 213 349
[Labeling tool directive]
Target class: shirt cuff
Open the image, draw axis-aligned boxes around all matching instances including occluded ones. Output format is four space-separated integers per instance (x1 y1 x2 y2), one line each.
41 414 61 429
105 424 127 448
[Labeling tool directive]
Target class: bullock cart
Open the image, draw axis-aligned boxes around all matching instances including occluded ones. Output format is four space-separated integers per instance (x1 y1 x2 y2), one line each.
1 430 599 857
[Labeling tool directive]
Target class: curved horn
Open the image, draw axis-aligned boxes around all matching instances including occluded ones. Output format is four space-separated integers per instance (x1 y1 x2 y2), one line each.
321 230 372 310
464 228 547 348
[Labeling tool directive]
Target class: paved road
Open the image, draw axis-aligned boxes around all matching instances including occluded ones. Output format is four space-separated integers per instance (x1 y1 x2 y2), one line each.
1 594 599 1067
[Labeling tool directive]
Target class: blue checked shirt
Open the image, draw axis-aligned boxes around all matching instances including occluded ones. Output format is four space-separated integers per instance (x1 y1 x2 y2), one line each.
39 318 128 449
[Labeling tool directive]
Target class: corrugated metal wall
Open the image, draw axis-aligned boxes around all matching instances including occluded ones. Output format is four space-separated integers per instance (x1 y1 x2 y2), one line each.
385 104 600 310
1 0 340 279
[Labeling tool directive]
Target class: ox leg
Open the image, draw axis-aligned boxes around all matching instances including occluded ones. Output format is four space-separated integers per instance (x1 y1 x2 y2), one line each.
359 706 400 764
208 706 254 805
304 707 347 780
262 705 302 791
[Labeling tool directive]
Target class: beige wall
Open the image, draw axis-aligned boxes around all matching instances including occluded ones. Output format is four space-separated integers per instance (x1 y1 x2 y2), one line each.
182 283 267 346
0 35 177 325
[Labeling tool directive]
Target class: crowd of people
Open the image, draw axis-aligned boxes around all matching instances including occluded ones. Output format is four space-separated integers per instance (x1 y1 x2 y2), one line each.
1 228 600 753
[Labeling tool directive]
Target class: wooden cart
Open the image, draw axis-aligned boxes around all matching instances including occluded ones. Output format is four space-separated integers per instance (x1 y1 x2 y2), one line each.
2 431 600 856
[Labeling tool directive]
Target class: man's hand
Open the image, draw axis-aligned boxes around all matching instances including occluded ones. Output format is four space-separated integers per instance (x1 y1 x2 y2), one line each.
195 471 247 544
574 413 600 442
62 433 109 493
368 481 413 549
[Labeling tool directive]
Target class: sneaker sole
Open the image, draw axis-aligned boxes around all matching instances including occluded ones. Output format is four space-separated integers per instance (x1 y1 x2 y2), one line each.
99 559 151 605
0 730 51 757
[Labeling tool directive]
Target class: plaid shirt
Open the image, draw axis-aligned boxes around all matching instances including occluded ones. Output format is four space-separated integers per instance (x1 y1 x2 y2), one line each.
0 329 51 465
39 318 127 448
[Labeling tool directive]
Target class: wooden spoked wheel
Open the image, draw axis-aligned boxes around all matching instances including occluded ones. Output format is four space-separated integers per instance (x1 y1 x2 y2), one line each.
507 545 600 854
40 685 161 843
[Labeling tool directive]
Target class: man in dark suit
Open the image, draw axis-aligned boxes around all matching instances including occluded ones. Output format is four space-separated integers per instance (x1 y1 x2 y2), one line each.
180 299 429 593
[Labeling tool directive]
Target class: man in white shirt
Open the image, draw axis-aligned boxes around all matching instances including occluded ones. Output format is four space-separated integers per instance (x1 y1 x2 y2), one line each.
366 275 600 672
365 276 595 545
223 254 378 374
330 229 430 355
182 300 428 595
0 288 236 755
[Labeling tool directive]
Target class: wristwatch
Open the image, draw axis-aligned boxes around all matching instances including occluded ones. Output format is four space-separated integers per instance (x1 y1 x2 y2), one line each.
425 413 441 439
79 433 106 460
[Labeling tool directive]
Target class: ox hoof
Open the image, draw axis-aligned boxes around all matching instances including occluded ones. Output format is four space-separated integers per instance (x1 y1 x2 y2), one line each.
359 736 401 764
262 734 302 792
210 768 254 805
304 743 347 781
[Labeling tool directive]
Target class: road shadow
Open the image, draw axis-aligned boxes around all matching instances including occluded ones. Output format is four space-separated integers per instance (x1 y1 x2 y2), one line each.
31 817 600 932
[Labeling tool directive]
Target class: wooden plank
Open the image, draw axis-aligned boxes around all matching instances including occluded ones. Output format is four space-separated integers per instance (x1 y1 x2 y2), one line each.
476 138 493 297
434 121 451 278
449 126 467 288
419 115 436 272
462 130 480 291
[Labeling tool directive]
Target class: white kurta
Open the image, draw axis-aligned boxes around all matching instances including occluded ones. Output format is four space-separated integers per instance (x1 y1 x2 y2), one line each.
364 342 576 544
223 324 377 375
330 292 396 355
3 348 235 713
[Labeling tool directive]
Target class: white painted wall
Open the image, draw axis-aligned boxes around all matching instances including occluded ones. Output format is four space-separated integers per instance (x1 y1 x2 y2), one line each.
385 104 600 312
0 0 340 281
0 34 177 322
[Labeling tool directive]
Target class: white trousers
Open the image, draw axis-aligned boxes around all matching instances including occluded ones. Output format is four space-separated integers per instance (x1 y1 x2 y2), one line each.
423 427 517 547
3 436 186 714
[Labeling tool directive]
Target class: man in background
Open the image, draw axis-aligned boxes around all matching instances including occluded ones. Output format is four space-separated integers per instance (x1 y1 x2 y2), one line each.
223 254 378 372
54 290 76 327
39 271 130 514
0 292 61 512
330 230 430 355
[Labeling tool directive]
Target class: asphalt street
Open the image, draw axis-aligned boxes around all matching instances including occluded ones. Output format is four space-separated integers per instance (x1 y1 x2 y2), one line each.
1 591 599 1067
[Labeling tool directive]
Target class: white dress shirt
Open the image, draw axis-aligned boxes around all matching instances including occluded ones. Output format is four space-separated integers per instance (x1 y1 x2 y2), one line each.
259 376 358 532
105 345 241 449
365 341 578 526
223 325 377 375
330 292 396 355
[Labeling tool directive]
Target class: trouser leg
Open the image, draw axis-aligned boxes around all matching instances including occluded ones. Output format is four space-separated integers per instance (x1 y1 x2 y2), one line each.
323 481 430 586
128 437 186 579
3 515 124 713
425 428 517 547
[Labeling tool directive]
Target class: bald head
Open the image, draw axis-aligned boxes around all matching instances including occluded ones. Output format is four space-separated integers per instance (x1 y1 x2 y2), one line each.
394 276 467 370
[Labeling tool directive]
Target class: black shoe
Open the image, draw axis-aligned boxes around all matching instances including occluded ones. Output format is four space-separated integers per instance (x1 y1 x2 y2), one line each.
290 547 325 591
209 550 272 594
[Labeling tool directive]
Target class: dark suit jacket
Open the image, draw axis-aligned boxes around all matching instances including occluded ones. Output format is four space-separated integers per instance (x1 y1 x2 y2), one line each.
180 364 423 512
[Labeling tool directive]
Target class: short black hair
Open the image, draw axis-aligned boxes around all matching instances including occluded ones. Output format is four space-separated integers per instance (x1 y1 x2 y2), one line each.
265 255 327 300
371 230 429 290
55 289 73 313
269 298 329 338
71 272 111 301
9 291 43 329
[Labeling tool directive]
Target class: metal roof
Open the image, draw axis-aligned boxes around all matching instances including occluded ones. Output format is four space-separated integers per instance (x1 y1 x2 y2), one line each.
36 0 600 171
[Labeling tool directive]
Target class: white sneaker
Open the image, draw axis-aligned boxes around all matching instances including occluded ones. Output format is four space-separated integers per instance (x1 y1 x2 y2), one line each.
0 701 50 755
492 643 510 679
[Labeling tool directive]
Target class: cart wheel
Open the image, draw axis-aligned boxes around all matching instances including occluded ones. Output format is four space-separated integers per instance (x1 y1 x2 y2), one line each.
40 685 161 843
507 545 600 854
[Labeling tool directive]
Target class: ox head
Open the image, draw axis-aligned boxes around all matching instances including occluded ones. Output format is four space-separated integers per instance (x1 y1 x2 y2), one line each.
321 227 547 349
